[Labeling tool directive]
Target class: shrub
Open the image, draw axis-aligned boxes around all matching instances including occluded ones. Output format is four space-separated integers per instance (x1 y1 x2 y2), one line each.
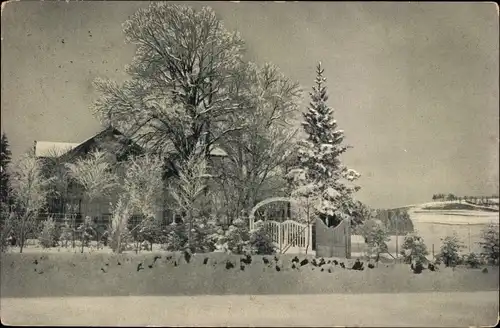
436 234 463 267
162 216 219 253
1 211 18 252
249 220 276 255
132 216 162 252
412 261 424 274
359 219 390 262
214 217 251 254
59 219 73 248
463 252 482 268
77 216 96 248
400 232 429 264
190 217 218 253
109 226 133 253
479 224 499 265
163 223 189 251
38 217 58 248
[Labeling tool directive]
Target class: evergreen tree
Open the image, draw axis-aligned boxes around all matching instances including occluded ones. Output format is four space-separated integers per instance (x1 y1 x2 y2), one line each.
0 133 12 205
287 62 360 228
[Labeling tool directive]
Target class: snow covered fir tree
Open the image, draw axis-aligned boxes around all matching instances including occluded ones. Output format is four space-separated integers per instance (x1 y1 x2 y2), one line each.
287 62 361 228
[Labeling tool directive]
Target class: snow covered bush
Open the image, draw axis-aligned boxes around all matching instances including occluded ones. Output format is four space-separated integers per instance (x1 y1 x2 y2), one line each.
249 220 276 255
163 217 218 253
463 252 482 268
163 222 189 251
133 217 163 252
38 217 58 248
479 223 499 265
215 218 251 254
213 218 276 255
190 217 219 252
436 234 463 267
1 211 17 252
400 232 429 264
59 217 73 248
76 216 96 253
359 219 390 262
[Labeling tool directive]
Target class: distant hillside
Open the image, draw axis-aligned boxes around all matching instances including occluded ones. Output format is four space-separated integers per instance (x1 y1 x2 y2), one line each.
375 199 499 234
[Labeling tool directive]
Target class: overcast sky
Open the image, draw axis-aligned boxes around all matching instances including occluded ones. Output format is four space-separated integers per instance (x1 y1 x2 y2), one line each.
1 1 498 209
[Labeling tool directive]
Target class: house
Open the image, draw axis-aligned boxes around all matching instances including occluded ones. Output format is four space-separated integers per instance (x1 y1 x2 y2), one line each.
34 126 228 227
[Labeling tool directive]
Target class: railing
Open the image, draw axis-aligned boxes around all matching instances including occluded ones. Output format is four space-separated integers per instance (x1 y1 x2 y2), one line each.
262 219 313 254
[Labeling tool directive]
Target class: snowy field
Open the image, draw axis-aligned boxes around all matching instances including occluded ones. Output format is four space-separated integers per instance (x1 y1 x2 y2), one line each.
2 292 498 327
407 201 498 255
351 201 499 258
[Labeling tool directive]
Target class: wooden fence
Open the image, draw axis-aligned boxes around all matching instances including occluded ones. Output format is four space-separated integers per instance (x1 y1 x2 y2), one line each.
315 217 351 258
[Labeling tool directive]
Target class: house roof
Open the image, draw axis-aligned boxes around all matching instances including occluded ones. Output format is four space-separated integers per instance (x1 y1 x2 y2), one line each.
34 141 79 158
35 127 228 159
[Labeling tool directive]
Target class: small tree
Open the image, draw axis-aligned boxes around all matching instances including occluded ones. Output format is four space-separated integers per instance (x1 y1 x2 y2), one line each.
134 216 162 252
169 149 210 251
59 217 73 248
359 219 390 263
163 222 189 252
436 234 463 267
479 224 499 265
190 216 219 253
350 201 373 233
10 151 52 253
38 217 58 248
1 211 17 252
76 216 96 252
464 252 482 268
123 154 164 251
109 196 132 253
401 232 429 264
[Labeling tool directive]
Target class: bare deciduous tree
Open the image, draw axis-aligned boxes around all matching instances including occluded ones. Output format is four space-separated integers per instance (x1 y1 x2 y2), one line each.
214 63 301 221
10 151 52 253
65 150 118 252
92 4 247 174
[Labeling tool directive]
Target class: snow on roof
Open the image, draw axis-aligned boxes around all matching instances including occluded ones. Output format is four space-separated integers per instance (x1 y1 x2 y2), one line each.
35 141 79 158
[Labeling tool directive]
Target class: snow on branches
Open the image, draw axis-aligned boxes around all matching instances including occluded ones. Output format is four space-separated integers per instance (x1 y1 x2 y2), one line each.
93 4 247 163
287 62 360 226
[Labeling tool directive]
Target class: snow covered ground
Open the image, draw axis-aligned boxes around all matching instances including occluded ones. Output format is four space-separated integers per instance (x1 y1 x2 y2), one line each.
2 292 498 326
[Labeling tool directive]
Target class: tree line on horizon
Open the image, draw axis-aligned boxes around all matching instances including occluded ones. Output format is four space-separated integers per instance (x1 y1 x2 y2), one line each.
431 193 499 205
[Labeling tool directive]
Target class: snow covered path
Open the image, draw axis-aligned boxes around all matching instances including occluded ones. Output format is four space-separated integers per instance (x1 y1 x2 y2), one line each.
2 292 498 327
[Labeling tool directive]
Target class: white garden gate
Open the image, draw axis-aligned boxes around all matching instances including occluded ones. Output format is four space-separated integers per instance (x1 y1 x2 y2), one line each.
249 197 314 255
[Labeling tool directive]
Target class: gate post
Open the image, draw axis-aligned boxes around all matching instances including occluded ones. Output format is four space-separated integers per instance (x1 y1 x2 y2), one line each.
345 218 352 259
278 223 283 254
307 223 313 254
